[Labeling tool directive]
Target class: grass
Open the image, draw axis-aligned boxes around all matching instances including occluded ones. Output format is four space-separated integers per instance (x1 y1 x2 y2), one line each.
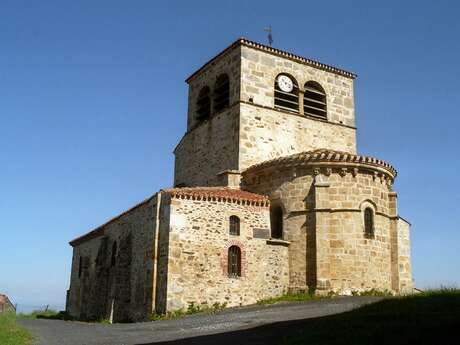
281 288 460 345
150 302 227 321
0 312 34 345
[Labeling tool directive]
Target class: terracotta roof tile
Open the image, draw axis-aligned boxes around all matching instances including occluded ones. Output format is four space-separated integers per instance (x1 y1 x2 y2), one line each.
186 38 356 83
162 187 269 206
243 149 397 179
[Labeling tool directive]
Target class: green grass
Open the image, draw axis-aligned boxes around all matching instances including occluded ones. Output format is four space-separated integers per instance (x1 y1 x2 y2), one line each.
282 288 460 345
257 291 318 305
0 312 34 345
150 302 227 321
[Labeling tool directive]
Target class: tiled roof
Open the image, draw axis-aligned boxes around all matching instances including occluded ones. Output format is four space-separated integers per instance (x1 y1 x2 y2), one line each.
186 38 357 83
243 149 397 178
69 195 155 247
163 187 269 206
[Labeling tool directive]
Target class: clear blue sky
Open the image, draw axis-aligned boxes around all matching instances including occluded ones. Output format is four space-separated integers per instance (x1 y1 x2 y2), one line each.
1 0 459 310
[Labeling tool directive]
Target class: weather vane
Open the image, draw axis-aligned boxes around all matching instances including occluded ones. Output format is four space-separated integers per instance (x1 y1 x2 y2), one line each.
264 25 273 46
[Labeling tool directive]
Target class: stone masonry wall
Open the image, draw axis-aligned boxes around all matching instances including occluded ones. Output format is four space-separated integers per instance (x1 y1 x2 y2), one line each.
174 105 240 187
396 217 413 293
67 196 157 322
243 166 398 294
163 197 289 311
240 45 356 127
239 104 357 170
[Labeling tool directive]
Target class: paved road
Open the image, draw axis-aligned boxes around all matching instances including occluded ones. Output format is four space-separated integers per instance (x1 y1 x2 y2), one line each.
20 296 381 345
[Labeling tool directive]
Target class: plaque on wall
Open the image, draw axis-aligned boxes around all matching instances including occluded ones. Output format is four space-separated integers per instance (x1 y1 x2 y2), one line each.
253 228 270 239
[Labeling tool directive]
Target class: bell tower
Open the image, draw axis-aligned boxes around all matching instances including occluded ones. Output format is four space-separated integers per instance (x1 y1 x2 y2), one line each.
174 38 357 187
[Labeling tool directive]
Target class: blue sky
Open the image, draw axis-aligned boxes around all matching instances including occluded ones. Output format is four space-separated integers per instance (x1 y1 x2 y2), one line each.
1 0 459 310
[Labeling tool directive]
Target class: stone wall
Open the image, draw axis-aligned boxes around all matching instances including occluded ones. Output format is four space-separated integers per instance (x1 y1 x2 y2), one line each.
174 105 240 187
240 45 356 127
243 163 405 294
162 196 289 311
67 196 157 322
239 103 357 170
395 217 413 293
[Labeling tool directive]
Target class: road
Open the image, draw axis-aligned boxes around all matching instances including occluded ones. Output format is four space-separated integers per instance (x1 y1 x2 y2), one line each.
20 296 381 345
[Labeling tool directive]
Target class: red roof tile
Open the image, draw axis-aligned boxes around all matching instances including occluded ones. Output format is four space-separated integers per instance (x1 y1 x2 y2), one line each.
162 187 269 206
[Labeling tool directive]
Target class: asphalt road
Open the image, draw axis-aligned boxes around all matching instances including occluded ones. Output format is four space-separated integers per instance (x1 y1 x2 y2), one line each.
20 296 381 345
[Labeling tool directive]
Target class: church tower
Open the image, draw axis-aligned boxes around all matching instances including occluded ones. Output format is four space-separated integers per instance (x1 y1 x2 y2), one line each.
174 38 357 187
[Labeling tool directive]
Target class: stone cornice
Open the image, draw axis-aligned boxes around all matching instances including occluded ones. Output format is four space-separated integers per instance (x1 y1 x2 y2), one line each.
186 38 357 83
243 149 397 180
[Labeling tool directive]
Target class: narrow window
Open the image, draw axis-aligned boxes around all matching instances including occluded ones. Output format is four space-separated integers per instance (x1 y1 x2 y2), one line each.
270 204 283 239
304 81 327 119
364 207 374 237
229 215 240 235
78 256 82 278
111 241 117 267
213 74 230 112
228 246 241 277
196 86 211 120
274 74 299 112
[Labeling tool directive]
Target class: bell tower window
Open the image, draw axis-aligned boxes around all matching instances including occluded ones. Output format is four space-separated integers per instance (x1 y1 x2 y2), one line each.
303 81 327 119
196 86 211 120
213 74 230 112
274 74 299 112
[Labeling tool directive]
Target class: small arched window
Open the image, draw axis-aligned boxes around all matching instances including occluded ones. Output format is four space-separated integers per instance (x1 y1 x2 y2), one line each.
228 246 241 277
270 204 283 239
304 81 327 119
78 256 82 278
274 74 299 112
213 74 230 112
229 215 240 236
364 207 374 237
196 86 211 120
111 241 117 267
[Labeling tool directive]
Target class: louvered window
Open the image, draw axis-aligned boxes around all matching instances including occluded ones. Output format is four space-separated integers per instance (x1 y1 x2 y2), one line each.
228 246 241 278
229 215 240 236
196 86 211 120
213 74 230 112
274 74 299 112
304 81 327 119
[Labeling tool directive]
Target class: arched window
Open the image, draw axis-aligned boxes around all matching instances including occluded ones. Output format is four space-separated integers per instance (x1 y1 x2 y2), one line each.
270 204 283 239
229 215 240 236
304 81 327 119
196 86 211 120
213 74 230 112
111 241 117 267
274 74 299 112
78 256 82 278
364 207 374 237
228 246 241 277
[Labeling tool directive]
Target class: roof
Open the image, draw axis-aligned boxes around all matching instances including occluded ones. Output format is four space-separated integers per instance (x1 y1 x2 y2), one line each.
0 294 14 308
69 194 156 247
243 149 397 179
186 38 357 83
70 188 269 247
162 187 269 206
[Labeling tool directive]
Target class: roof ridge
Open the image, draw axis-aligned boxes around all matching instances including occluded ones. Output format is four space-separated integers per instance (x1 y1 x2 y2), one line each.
186 38 356 83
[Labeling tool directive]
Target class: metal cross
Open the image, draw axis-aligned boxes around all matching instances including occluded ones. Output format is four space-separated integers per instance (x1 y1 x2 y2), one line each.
264 25 273 46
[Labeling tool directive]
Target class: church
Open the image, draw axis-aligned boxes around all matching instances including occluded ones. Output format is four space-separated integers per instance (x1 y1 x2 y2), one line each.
66 38 413 322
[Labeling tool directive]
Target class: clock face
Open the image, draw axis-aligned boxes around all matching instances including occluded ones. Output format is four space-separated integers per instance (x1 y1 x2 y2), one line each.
277 75 294 93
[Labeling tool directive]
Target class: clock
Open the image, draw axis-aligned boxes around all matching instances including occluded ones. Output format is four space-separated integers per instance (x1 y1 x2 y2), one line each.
277 75 294 93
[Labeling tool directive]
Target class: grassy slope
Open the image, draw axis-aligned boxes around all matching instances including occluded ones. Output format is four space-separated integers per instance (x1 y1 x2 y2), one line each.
0 313 33 345
282 289 460 345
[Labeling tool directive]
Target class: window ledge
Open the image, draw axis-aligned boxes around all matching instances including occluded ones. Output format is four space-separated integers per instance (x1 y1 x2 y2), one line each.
266 238 290 246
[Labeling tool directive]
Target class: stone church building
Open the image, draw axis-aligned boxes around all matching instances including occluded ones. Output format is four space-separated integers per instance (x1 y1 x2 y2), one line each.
66 38 413 322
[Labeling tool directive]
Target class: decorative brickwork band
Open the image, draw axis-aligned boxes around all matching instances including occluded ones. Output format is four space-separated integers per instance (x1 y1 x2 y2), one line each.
243 149 397 180
163 187 269 207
